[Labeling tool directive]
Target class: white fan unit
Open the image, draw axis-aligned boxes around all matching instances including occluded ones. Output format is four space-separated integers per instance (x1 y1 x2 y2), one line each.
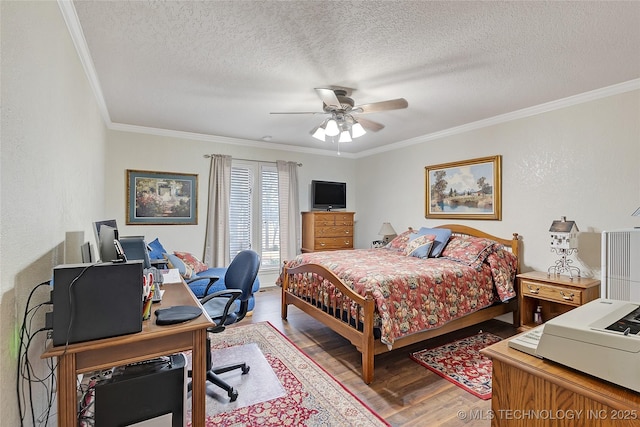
601 229 640 300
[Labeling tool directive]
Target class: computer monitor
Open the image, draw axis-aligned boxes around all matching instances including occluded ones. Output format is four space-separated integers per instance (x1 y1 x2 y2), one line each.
98 225 120 262
118 236 152 269
93 219 118 248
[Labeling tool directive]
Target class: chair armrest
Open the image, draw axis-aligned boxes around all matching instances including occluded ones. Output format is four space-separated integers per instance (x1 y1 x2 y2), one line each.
199 289 242 327
199 288 242 305
186 275 219 296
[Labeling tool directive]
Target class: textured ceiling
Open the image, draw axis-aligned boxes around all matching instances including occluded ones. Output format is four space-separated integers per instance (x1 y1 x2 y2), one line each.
69 1 640 156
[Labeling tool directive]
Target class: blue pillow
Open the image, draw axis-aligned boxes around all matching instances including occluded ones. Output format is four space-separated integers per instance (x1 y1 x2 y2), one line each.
418 227 452 257
405 233 435 259
163 253 192 278
147 238 168 260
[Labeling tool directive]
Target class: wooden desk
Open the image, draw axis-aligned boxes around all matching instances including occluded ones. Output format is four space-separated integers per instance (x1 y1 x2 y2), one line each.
42 280 214 427
482 338 640 427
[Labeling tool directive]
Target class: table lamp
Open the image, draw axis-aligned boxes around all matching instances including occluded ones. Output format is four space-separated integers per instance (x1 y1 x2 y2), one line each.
548 216 580 279
379 222 397 244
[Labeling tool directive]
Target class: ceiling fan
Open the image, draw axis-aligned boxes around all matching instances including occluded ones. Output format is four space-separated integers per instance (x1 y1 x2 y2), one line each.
271 88 408 143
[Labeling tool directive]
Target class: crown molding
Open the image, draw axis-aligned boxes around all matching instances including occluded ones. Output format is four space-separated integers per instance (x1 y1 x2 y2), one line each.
355 79 640 158
57 0 111 125
109 123 356 158
60 0 638 160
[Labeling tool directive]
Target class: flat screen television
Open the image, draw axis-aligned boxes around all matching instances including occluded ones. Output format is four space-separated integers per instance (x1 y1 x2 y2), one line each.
312 180 346 210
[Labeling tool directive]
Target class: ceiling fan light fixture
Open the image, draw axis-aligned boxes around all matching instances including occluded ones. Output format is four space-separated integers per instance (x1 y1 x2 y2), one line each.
325 118 339 136
339 129 352 143
312 126 326 141
351 121 366 138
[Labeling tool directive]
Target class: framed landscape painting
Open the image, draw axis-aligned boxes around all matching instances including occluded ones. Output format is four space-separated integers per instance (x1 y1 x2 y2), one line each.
425 155 502 220
126 169 198 225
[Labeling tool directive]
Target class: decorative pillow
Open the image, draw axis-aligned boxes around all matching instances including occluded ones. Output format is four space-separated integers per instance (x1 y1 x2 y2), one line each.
404 234 436 258
174 251 209 273
147 238 168 260
163 253 194 279
417 227 452 257
440 235 495 265
385 228 417 252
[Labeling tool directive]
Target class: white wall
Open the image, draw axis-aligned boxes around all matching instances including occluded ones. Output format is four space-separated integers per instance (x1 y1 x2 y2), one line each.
103 129 357 285
354 90 640 278
1 2 108 426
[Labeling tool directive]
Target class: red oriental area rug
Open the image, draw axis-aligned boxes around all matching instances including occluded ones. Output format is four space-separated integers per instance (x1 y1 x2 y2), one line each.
186 321 389 427
409 332 502 400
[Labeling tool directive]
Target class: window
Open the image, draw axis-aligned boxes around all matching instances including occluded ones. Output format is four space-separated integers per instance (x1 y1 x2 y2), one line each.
230 162 280 270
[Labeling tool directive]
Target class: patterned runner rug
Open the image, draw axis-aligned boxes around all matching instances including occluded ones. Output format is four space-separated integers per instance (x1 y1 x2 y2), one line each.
186 321 389 426
409 332 502 400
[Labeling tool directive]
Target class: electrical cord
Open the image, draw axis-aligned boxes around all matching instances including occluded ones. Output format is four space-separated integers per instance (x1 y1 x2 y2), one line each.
21 264 98 426
16 280 54 427
64 263 97 348
20 263 133 426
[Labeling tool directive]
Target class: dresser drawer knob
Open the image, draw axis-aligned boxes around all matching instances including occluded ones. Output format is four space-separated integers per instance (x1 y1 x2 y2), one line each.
560 290 575 301
526 284 540 294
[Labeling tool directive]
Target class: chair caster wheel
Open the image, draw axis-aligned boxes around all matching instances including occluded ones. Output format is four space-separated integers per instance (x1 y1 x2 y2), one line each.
242 366 250 375
229 388 238 402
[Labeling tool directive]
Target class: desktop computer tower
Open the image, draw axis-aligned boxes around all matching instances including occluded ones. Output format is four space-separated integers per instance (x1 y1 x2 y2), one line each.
93 354 186 427
51 261 143 346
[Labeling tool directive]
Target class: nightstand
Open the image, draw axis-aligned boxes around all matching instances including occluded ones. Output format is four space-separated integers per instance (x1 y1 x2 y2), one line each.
517 271 600 330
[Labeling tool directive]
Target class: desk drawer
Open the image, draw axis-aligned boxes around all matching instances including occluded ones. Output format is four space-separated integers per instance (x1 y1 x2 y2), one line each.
314 237 353 250
520 279 583 306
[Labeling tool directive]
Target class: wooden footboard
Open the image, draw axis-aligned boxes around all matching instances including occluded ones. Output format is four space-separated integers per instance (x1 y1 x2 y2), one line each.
281 224 520 384
281 262 377 383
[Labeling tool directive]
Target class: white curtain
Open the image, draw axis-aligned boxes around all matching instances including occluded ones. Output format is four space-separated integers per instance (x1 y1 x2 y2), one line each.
277 160 300 262
203 154 232 267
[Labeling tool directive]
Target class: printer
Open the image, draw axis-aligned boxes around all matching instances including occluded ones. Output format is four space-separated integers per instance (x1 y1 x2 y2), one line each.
537 298 640 392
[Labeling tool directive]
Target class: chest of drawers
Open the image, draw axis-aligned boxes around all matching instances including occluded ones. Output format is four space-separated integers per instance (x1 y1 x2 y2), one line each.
301 211 355 252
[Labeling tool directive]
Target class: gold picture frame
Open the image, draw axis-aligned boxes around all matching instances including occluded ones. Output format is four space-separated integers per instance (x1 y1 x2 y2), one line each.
126 169 198 225
425 155 502 220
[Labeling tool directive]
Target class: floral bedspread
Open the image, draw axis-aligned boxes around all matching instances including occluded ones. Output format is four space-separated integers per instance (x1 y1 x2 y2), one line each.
285 241 517 347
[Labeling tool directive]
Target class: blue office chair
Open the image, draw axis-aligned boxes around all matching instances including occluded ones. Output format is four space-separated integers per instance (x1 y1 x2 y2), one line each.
188 249 260 401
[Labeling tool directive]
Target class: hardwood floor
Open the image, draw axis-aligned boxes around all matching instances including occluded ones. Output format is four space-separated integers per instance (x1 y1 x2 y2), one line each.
245 286 519 427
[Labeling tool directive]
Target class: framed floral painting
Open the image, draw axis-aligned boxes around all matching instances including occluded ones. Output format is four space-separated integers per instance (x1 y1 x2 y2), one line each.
425 155 502 220
126 169 198 225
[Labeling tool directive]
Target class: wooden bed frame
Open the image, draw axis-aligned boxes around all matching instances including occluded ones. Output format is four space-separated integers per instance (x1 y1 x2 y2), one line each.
281 224 520 384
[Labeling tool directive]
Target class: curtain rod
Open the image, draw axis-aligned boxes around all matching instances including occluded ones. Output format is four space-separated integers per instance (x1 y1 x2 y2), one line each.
203 154 302 167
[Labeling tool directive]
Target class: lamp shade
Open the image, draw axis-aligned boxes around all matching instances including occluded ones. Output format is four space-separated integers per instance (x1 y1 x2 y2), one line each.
351 121 366 138
325 119 339 136
312 126 325 141
378 222 396 236
549 216 579 249
339 129 352 143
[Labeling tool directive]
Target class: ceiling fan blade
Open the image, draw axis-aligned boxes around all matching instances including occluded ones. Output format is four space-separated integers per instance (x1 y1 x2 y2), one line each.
270 111 326 115
314 88 342 109
356 117 385 132
353 98 408 114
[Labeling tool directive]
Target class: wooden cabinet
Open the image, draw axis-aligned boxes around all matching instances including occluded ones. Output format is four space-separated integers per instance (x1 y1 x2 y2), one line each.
482 338 640 427
517 271 600 330
301 211 354 252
